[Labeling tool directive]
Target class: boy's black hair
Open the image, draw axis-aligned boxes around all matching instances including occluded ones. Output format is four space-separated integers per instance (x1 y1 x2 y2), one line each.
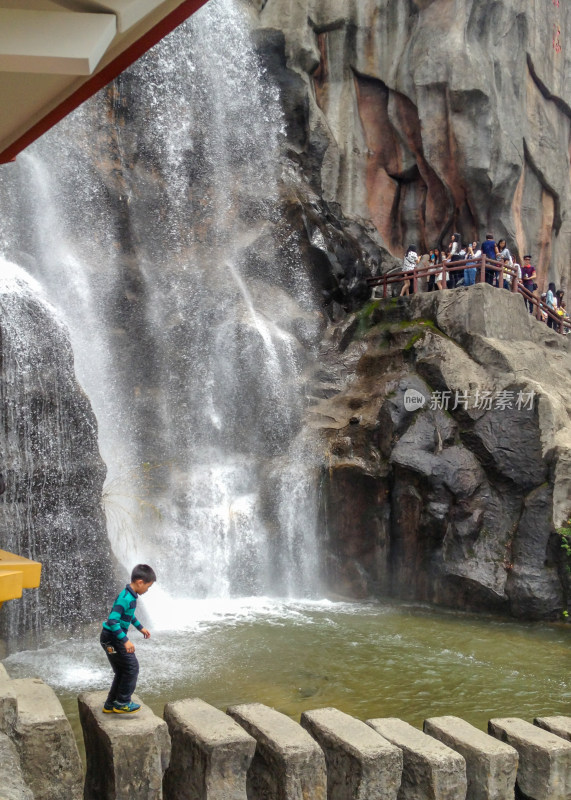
131 564 157 583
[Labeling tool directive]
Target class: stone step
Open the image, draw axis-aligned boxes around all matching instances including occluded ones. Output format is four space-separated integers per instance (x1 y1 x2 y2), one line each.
163 697 256 800
0 663 17 735
534 716 571 743
227 702 327 800
423 715 518 800
366 717 467 800
488 717 571 800
301 707 402 800
12 677 83 800
79 690 170 800
0 731 34 800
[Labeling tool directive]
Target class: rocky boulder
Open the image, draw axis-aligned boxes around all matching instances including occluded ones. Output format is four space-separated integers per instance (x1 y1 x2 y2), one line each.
0 262 116 645
313 285 571 619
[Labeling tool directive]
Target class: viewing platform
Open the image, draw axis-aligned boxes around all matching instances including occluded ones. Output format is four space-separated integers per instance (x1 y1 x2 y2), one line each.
367 255 571 336
0 550 42 609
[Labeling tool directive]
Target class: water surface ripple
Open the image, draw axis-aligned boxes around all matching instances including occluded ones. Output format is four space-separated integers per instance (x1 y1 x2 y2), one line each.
5 598 570 744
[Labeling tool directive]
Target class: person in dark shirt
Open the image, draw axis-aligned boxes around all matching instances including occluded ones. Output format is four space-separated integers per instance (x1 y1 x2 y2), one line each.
100 563 156 713
480 233 496 285
521 255 536 314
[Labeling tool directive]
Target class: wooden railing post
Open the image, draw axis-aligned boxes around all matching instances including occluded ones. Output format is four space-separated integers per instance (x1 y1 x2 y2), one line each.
413 266 418 294
383 275 387 299
480 254 486 284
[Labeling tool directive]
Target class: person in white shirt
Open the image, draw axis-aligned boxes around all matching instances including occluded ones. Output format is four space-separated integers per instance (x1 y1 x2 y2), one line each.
400 245 420 296
464 241 481 286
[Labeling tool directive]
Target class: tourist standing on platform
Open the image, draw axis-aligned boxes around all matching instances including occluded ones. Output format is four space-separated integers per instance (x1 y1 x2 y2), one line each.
447 233 462 287
521 255 536 313
464 242 480 286
427 249 437 291
495 239 513 289
480 233 497 285
546 282 557 329
400 245 420 296
433 247 444 290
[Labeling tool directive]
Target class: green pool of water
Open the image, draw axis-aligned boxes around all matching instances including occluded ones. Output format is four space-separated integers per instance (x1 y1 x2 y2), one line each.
5 598 571 753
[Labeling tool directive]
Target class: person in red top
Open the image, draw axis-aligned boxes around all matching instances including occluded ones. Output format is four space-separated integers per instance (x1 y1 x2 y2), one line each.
521 255 536 314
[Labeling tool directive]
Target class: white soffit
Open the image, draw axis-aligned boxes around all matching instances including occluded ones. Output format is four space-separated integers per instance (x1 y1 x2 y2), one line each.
85 0 166 34
0 8 117 74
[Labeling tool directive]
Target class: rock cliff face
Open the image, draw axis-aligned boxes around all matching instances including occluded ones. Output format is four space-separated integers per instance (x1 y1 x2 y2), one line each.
0 263 116 645
310 284 571 619
251 0 571 291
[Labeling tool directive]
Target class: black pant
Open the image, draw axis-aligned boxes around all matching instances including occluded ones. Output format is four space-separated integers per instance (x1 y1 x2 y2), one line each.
100 629 139 705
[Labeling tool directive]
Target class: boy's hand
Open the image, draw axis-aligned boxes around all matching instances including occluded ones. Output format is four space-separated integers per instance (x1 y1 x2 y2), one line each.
124 640 135 653
141 628 151 639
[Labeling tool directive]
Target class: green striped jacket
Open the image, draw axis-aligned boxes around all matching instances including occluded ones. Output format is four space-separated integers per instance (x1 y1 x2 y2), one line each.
102 584 144 641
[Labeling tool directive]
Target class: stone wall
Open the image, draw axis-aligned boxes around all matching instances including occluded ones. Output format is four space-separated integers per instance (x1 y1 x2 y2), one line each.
3 664 571 800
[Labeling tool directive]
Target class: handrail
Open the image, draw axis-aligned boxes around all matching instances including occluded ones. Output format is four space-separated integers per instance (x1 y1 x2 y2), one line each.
367 255 570 334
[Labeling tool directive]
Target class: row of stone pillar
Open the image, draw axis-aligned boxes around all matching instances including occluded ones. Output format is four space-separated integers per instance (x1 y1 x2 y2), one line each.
78 690 571 800
2 661 571 800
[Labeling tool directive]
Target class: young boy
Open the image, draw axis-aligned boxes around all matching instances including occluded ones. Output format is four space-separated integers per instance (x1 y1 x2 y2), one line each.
100 564 156 713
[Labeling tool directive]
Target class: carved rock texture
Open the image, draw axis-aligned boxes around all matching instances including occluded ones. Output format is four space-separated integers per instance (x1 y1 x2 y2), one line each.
253 0 571 289
311 285 571 618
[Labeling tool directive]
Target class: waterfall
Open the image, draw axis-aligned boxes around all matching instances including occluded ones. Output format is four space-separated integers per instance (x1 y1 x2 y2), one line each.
0 0 322 627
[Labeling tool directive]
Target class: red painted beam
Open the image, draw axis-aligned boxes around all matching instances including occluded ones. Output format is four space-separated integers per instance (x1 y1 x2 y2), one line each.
0 0 210 164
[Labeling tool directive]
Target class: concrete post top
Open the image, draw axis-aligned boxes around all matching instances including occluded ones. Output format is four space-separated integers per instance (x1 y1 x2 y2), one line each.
227 702 324 756
490 717 571 752
164 698 255 748
367 717 465 764
302 707 401 758
425 716 518 755
79 691 167 739
535 717 571 742
12 678 67 723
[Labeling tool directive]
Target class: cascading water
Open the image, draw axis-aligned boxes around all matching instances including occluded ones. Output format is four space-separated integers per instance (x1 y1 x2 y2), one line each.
0 0 323 637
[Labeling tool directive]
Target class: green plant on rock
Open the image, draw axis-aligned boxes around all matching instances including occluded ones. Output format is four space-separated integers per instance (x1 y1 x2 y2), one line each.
557 517 571 572
556 515 571 620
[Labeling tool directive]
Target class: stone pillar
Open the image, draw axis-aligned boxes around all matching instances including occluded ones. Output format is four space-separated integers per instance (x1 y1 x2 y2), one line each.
535 716 571 742
79 690 171 800
0 732 34 800
227 702 327 800
0 663 17 734
366 717 467 800
163 698 256 800
424 715 518 800
11 678 83 800
301 707 402 800
488 717 571 800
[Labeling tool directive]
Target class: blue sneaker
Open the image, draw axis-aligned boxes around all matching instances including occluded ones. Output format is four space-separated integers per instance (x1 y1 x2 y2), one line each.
112 701 140 714
102 702 114 713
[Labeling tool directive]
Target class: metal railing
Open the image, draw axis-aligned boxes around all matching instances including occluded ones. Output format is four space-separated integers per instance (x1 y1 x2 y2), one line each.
367 255 570 335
